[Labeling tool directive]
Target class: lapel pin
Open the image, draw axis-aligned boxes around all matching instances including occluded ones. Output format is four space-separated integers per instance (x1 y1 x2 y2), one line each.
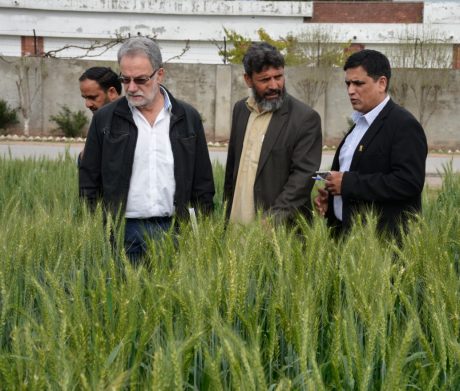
359 145 364 152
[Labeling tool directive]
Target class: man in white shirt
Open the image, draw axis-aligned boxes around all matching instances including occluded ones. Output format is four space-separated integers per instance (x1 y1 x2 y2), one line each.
79 38 215 262
314 49 427 237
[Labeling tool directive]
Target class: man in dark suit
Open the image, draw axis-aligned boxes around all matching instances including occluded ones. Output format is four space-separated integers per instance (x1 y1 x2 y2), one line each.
315 49 428 236
224 42 322 225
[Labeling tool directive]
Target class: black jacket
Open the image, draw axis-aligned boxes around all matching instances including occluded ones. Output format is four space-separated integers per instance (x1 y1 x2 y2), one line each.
326 99 427 236
79 88 214 219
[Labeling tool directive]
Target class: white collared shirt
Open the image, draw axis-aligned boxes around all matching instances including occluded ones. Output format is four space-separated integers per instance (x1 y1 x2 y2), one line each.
125 87 175 218
333 95 390 221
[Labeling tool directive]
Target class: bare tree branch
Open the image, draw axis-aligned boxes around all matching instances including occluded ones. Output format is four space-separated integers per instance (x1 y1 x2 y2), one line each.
164 40 191 63
1 32 191 135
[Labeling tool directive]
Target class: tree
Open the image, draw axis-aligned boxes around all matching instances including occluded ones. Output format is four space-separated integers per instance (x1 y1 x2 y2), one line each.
0 56 46 136
216 28 252 65
217 28 305 65
217 26 349 68
296 27 350 67
388 27 453 127
42 33 190 63
217 27 349 113
292 66 331 109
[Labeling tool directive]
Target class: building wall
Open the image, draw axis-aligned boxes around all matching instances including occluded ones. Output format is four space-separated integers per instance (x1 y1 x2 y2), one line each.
0 1 459 64
1 57 459 148
309 2 423 23
1 1 460 147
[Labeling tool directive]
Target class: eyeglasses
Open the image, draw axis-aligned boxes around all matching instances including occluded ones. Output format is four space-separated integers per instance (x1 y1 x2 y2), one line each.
118 69 159 85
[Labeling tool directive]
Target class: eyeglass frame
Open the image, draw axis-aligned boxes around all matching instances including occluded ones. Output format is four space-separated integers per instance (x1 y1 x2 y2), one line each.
118 68 160 85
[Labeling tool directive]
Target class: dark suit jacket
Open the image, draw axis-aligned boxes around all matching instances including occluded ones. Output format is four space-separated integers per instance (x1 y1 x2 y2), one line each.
326 98 428 235
224 93 322 223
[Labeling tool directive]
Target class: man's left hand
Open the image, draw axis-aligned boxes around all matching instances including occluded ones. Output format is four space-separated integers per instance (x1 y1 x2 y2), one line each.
325 171 343 196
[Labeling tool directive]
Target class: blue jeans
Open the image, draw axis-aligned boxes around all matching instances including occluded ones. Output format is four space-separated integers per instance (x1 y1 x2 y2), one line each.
124 217 172 263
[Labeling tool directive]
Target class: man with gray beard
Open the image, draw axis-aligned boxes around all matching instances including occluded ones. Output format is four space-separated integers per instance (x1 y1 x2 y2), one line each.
224 42 322 225
79 37 214 262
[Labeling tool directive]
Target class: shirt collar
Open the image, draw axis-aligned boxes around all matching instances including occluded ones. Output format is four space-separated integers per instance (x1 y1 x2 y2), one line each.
246 95 268 114
351 95 390 126
161 86 172 113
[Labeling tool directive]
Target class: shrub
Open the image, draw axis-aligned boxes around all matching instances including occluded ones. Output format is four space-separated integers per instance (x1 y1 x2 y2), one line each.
50 105 88 138
0 99 18 135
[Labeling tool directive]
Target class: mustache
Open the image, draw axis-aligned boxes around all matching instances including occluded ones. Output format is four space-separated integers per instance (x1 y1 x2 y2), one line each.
127 92 144 97
264 88 282 96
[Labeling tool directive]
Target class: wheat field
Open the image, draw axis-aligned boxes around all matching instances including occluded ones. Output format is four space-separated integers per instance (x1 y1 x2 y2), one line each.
0 153 459 390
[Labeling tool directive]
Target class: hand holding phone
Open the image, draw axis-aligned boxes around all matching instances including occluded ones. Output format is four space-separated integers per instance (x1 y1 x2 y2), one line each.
312 171 331 181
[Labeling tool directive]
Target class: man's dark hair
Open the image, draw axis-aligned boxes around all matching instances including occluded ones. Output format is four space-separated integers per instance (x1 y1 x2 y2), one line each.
344 49 391 91
243 42 285 76
79 66 122 95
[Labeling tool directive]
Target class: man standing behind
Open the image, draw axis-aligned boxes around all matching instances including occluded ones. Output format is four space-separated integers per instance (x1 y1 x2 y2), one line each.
315 49 427 236
79 37 215 261
78 67 122 165
79 66 122 114
224 42 322 225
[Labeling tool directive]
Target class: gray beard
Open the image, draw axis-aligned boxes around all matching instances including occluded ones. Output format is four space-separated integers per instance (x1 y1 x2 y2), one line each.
252 86 286 112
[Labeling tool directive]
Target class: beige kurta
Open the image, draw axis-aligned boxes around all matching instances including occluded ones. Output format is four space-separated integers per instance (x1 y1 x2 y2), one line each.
230 96 273 224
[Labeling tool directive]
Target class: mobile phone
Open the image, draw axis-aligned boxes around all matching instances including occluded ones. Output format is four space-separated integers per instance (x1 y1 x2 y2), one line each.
312 171 331 181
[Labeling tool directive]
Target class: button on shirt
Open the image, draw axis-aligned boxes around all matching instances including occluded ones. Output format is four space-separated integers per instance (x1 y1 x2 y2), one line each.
333 95 390 221
125 88 175 218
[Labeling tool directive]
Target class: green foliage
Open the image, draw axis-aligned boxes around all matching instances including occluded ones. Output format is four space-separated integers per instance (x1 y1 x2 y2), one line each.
50 105 88 138
258 28 306 66
0 99 18 134
220 27 305 66
219 27 253 64
0 156 460 389
219 27 349 67
296 28 351 67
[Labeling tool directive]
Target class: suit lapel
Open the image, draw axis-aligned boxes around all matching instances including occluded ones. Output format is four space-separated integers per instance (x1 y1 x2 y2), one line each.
349 99 394 170
256 96 290 177
233 104 251 183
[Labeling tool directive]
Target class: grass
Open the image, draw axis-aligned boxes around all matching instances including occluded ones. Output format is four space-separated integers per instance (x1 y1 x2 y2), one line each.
0 153 459 389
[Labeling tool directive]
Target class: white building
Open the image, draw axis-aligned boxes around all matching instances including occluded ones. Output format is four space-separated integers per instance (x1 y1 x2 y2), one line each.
0 0 459 66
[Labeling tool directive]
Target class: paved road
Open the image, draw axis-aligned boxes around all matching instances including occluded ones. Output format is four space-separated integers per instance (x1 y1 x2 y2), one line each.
1 142 459 186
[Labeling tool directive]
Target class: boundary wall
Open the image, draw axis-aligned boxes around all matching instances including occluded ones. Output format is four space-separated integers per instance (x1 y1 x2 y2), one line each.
1 58 459 148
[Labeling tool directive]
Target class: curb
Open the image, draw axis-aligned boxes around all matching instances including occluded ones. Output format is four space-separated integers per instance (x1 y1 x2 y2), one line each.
0 134 231 148
1 135 460 155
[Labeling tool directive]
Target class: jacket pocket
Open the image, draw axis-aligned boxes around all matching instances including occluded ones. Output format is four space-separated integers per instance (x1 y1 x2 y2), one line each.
106 131 129 143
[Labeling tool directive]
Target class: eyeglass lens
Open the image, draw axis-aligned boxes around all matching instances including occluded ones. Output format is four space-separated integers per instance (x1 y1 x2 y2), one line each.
119 69 158 85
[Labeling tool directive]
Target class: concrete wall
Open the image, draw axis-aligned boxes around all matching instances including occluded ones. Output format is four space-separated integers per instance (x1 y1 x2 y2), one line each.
1 57 459 148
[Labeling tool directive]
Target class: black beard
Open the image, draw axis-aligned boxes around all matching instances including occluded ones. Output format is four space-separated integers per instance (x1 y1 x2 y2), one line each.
252 86 286 112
